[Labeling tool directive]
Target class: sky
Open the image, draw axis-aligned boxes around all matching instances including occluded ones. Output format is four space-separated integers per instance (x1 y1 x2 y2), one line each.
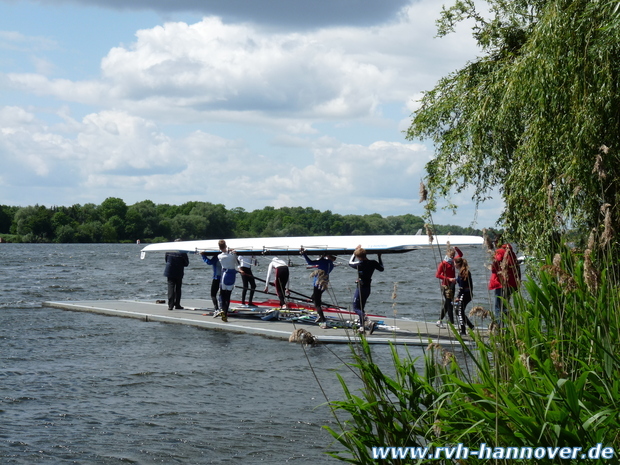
0 0 502 228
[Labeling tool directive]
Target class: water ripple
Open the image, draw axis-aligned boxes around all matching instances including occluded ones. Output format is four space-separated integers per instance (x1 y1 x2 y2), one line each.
0 243 494 464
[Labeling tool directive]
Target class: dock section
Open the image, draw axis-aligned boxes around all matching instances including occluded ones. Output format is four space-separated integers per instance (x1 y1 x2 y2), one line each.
42 299 480 346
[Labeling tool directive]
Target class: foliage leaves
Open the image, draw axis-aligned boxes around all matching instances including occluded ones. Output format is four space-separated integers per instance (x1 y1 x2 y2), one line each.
0 199 481 243
407 0 620 255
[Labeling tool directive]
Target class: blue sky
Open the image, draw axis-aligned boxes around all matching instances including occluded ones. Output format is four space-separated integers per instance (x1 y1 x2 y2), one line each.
0 0 502 227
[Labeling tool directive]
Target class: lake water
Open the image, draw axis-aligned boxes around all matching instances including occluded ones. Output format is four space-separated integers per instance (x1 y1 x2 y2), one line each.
0 243 496 464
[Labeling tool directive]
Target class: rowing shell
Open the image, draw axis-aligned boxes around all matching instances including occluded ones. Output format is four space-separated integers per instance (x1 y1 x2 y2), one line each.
140 234 483 258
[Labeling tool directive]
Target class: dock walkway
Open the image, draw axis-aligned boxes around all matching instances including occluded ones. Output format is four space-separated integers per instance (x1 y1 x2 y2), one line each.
42 299 480 346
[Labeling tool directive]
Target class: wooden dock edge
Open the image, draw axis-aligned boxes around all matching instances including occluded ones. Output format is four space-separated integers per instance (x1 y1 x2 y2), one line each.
42 299 476 347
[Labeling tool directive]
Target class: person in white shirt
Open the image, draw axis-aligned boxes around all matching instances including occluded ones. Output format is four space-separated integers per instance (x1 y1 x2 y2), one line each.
238 255 257 307
264 257 289 309
217 240 239 322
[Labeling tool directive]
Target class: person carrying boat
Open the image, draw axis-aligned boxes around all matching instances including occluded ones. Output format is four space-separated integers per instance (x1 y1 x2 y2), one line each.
348 245 384 334
453 256 475 335
218 240 239 322
435 246 463 328
200 252 222 314
163 239 189 310
264 257 290 309
301 249 336 329
237 255 257 307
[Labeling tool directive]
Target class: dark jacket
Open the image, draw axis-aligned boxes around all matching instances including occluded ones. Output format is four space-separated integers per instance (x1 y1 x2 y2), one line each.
164 252 189 279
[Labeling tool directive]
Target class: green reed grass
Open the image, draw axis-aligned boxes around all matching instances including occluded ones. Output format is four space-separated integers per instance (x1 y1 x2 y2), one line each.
325 245 620 464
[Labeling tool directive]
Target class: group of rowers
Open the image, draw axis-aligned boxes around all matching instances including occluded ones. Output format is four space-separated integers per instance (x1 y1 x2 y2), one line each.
163 239 521 335
435 244 521 334
164 239 383 333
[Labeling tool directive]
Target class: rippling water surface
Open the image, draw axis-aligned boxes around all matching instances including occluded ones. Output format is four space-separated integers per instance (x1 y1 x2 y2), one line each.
1 243 493 464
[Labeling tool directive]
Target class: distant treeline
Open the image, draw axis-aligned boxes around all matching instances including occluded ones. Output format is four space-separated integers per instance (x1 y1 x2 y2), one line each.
0 198 485 243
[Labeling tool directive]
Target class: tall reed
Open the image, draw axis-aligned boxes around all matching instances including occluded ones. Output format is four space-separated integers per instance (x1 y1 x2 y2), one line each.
325 245 620 463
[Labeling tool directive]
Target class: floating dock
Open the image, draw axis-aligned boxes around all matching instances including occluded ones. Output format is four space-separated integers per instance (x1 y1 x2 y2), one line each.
42 299 480 346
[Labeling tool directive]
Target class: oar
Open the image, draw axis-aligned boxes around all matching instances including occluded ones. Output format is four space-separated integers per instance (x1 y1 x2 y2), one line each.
258 278 384 318
234 286 302 301
236 276 349 310
234 286 315 307
234 286 317 307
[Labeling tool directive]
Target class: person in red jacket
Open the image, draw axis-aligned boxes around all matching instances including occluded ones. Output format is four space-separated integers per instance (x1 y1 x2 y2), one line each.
489 243 521 323
435 246 463 328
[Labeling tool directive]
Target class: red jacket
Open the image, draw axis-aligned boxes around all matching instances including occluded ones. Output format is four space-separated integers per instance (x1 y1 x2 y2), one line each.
488 246 520 290
435 247 463 286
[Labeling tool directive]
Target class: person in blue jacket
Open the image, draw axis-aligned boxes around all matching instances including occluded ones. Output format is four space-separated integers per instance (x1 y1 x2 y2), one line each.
200 252 222 313
301 249 336 328
164 241 189 310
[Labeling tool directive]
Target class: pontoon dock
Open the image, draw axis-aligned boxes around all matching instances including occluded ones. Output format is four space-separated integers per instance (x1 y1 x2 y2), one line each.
42 299 482 346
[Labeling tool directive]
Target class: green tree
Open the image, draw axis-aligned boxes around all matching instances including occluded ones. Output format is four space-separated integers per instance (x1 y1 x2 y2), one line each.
51 211 76 230
317 210 346 235
12 205 53 241
1 199 482 242
128 200 159 238
188 202 235 239
386 213 425 235
55 224 76 243
0 205 16 234
125 208 145 240
170 214 208 240
76 203 101 224
156 203 179 219
245 207 278 237
157 218 173 240
99 197 128 222
407 0 620 255
103 215 125 242
229 207 250 236
76 221 103 243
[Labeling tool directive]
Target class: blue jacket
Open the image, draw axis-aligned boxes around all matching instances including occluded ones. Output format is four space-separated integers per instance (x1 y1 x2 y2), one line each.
303 253 335 288
201 253 222 280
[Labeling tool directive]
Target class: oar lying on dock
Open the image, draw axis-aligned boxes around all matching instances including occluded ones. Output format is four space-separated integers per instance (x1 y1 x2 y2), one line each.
236 277 348 310
233 286 341 309
233 285 385 318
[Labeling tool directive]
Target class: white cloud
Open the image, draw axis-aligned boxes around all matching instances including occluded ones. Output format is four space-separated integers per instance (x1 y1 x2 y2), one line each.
0 106 37 126
3 1 478 126
0 107 78 186
236 140 434 214
95 17 389 120
0 0 500 226
1 105 429 207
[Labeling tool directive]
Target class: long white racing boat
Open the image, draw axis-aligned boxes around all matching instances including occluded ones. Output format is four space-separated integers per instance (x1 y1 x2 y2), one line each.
140 234 484 258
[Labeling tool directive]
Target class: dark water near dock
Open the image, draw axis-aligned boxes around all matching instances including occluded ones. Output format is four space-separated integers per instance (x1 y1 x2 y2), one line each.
1 243 495 464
